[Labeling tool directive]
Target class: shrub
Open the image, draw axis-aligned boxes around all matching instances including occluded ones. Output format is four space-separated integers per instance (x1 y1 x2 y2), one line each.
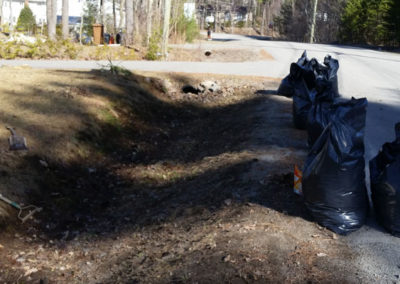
145 31 161 60
184 18 199 43
17 5 36 33
236 21 245 29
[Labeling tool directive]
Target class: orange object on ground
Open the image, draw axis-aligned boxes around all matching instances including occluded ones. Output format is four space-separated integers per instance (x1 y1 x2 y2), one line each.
294 165 303 195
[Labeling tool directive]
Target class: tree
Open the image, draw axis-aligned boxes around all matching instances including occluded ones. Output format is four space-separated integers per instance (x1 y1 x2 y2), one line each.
384 0 400 46
47 0 57 40
146 0 154 46
119 0 125 30
161 0 171 56
0 0 4 25
125 0 134 45
17 4 35 32
310 0 318 43
340 0 399 46
100 0 106 32
62 0 69 39
83 0 98 36
112 0 116 34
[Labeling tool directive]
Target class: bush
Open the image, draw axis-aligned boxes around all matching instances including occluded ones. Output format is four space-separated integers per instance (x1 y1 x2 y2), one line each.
145 31 161 60
236 21 245 29
0 39 83 59
17 5 36 33
183 18 199 43
173 15 200 43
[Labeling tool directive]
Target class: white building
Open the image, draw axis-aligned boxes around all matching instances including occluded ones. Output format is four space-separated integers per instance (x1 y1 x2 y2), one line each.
1 0 84 26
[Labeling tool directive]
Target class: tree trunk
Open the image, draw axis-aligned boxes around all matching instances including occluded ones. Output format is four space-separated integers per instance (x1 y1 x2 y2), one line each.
0 0 4 26
229 8 233 34
146 0 154 46
214 0 218 32
261 2 267 36
113 0 116 34
125 0 134 45
62 0 69 39
101 0 106 32
119 0 125 30
161 0 171 57
80 13 83 44
47 0 56 40
133 0 139 38
310 0 318 43
9 0 12 31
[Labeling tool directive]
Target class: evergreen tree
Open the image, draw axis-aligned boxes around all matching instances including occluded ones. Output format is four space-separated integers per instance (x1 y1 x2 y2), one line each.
340 0 400 46
384 0 400 46
17 4 36 32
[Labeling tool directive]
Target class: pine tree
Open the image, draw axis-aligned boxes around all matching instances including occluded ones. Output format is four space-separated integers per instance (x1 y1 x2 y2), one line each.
17 4 36 32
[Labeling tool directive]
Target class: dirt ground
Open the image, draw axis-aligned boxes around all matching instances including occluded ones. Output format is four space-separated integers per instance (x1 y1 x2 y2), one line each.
0 67 374 283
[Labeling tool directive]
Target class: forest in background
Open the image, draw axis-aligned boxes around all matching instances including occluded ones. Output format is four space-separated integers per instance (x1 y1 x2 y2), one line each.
275 0 400 47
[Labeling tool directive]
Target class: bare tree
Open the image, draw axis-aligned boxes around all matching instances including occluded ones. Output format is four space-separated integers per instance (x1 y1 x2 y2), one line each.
119 0 125 30
101 0 106 32
133 0 139 38
47 0 56 40
146 0 154 46
161 0 171 57
310 0 318 43
113 0 116 34
125 0 134 45
0 0 4 25
9 0 12 30
62 0 69 39
261 1 267 35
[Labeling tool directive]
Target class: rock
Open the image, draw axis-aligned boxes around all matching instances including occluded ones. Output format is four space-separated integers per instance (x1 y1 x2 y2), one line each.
222 255 231 262
39 160 48 168
199 81 220 93
317 252 327 257
224 199 232 206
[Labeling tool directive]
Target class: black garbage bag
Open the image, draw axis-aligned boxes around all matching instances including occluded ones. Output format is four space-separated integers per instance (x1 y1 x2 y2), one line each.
306 76 336 147
292 77 313 130
277 53 309 97
370 123 400 236
278 51 339 99
302 97 368 235
277 75 295 97
323 55 340 97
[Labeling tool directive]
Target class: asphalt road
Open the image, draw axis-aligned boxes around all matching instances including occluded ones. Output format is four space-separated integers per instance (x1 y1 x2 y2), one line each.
2 33 400 282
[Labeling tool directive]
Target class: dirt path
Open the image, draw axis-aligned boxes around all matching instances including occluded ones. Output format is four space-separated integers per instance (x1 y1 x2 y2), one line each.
0 68 377 283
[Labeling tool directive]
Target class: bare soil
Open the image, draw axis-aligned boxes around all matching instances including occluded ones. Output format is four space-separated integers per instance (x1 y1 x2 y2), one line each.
0 68 371 283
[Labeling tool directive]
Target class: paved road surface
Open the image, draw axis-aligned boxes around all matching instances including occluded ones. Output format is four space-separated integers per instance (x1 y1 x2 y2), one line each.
2 33 400 282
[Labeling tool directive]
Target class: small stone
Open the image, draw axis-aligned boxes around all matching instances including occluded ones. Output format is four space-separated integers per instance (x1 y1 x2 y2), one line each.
39 160 48 168
0 244 4 249
224 199 232 206
222 255 231 262
317 253 327 257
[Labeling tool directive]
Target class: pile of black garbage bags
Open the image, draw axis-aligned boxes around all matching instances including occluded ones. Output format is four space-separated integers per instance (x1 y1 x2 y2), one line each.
278 51 400 237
